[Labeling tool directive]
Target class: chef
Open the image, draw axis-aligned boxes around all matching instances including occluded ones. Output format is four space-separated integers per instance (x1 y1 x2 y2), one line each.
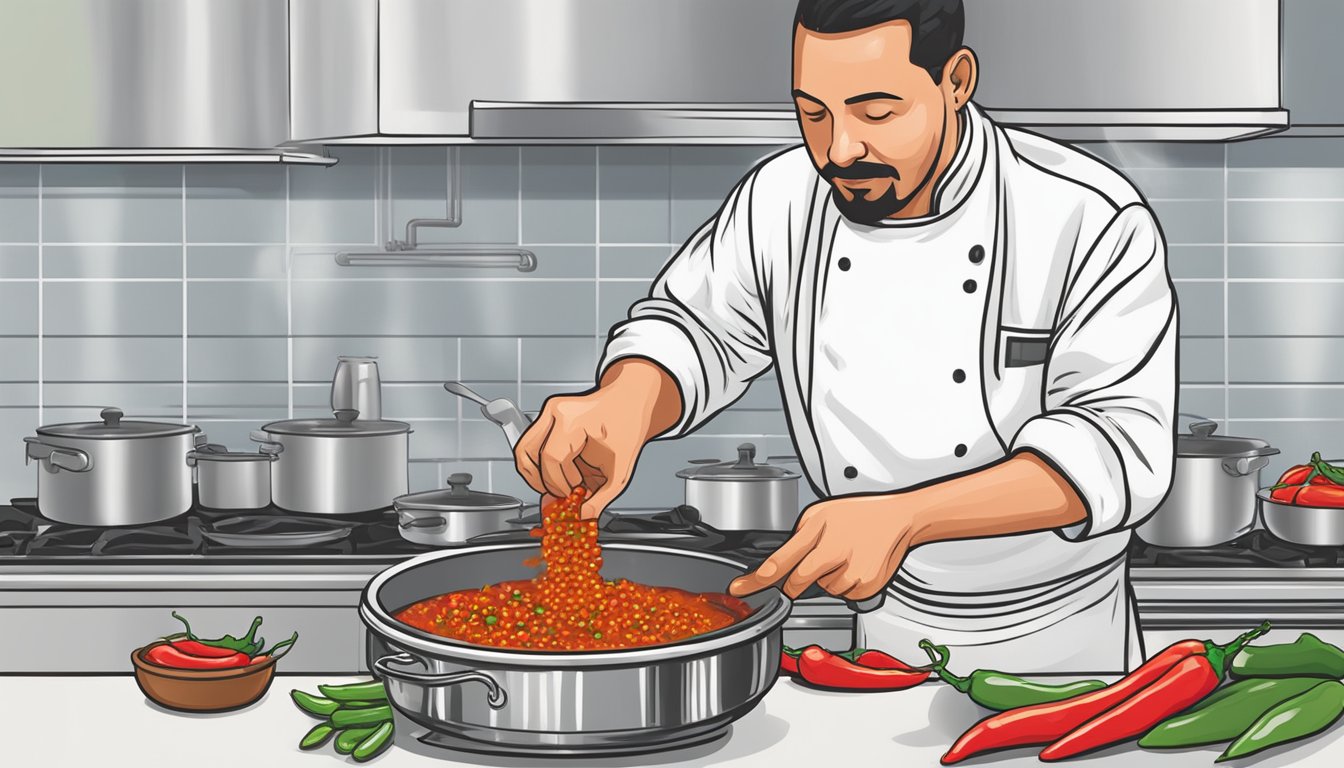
513 0 1176 675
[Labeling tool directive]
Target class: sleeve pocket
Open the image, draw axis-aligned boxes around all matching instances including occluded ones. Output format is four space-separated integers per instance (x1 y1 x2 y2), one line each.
1001 328 1052 369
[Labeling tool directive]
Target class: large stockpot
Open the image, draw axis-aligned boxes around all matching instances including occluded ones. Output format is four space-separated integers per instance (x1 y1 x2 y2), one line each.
252 409 410 515
676 443 801 530
1137 418 1279 548
360 543 788 756
187 443 279 511
23 407 202 526
394 472 524 546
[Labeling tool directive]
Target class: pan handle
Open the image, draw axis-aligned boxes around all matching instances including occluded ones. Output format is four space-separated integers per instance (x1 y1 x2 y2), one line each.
373 653 507 709
1222 450 1280 477
23 438 91 473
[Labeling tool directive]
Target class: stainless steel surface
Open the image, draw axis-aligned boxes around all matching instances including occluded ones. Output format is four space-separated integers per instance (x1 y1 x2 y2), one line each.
360 543 787 755
200 518 354 549
0 0 296 153
24 409 198 526
443 383 532 449
0 149 334 164
374 653 507 709
188 445 277 511
291 0 1283 144
1138 420 1278 548
336 249 537 270
331 356 383 422
1259 489 1344 547
678 444 800 531
255 415 410 515
394 473 524 546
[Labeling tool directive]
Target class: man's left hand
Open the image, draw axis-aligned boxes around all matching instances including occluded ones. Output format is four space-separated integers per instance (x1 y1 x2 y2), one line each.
728 494 928 601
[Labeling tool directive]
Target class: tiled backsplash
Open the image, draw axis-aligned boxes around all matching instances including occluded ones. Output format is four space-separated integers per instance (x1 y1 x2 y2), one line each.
0 137 1341 507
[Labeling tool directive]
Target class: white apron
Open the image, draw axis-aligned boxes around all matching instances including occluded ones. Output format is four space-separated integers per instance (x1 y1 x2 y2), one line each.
805 115 1144 676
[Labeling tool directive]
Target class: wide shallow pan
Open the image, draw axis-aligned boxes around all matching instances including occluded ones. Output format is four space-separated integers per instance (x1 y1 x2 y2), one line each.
1258 488 1344 547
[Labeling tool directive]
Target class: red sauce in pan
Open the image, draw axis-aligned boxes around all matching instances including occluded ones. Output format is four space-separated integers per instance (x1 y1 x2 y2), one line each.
394 488 751 651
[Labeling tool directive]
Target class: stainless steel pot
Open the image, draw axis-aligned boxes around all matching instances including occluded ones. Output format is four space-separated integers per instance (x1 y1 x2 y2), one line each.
1137 417 1279 548
252 409 410 515
1258 479 1344 547
23 407 202 526
187 443 279 511
394 472 524 546
360 543 788 756
676 443 800 530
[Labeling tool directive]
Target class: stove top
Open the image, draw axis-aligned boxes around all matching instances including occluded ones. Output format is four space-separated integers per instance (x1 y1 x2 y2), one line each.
1127 530 1344 568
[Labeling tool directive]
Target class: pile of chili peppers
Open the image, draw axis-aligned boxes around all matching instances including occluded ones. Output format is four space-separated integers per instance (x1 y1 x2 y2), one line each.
144 611 298 670
292 680 393 763
1268 452 1344 506
780 645 931 691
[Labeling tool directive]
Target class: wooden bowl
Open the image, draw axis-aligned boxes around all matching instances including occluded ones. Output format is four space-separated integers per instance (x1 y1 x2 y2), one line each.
131 642 277 712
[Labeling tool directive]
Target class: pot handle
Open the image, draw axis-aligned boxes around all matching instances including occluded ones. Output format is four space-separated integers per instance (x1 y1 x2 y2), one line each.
373 652 507 709
1222 449 1280 477
23 438 91 473
845 593 886 614
249 431 285 455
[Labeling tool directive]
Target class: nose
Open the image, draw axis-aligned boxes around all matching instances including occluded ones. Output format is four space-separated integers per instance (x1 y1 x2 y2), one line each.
828 117 867 168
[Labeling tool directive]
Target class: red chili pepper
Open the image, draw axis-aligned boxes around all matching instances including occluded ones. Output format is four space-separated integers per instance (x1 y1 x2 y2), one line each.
848 648 917 671
797 646 929 691
145 644 251 670
1296 484 1344 508
781 646 810 675
169 639 243 659
1039 656 1220 761
940 622 1268 765
1270 484 1305 503
1274 465 1312 487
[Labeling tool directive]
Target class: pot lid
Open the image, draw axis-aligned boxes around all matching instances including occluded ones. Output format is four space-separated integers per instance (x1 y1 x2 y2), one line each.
394 473 523 513
1178 419 1277 458
261 409 411 437
36 407 196 439
676 443 800 481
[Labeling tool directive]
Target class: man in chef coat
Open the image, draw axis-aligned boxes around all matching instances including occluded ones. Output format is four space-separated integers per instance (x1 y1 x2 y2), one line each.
513 0 1176 675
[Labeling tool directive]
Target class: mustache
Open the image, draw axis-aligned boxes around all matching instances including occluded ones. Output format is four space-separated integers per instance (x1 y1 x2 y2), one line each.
821 161 900 181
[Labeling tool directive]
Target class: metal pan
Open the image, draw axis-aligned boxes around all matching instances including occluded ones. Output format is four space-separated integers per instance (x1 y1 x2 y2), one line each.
1257 488 1344 547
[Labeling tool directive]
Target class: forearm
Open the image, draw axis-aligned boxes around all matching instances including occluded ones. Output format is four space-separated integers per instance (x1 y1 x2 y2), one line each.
598 358 685 442
907 451 1087 547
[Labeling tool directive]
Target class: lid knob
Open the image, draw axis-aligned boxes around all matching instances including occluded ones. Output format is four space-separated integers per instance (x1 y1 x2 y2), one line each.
447 472 473 497
100 407 123 428
733 443 758 469
333 409 360 424
1189 420 1218 439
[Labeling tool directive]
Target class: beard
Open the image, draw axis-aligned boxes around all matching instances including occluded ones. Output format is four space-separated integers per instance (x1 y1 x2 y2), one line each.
821 112 951 226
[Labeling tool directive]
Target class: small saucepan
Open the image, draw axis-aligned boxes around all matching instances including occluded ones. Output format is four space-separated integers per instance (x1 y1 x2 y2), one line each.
394 473 525 546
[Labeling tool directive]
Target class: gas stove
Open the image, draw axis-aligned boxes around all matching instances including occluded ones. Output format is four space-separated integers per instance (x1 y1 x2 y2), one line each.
1127 530 1344 568
0 499 790 567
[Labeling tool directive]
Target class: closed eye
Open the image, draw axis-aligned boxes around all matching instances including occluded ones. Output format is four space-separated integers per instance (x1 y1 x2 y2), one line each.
803 110 827 123
864 111 895 122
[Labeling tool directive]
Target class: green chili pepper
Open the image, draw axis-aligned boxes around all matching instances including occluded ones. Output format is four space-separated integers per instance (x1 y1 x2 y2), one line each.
335 726 379 755
299 723 335 750
1231 632 1344 679
256 631 299 660
918 640 1107 711
290 690 341 718
1218 680 1344 761
1311 452 1344 486
170 611 266 656
1140 677 1325 749
352 721 394 762
317 680 388 703
331 704 394 730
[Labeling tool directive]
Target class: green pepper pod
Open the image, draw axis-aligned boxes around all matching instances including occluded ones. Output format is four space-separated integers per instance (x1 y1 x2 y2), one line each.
352 721 394 762
331 704 394 729
1231 632 1344 679
335 726 379 755
317 680 388 702
918 639 1108 711
299 723 335 750
1139 677 1325 749
1218 680 1344 761
290 690 341 718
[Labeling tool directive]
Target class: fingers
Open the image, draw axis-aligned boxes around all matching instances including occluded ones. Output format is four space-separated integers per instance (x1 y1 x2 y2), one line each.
581 458 633 521
513 412 553 496
728 522 822 597
781 551 845 599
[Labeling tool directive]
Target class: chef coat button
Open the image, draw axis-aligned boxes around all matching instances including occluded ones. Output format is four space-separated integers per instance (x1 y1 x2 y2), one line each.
952 368 966 383
963 279 977 294
969 245 985 264
954 444 968 458
843 466 858 479
838 257 852 272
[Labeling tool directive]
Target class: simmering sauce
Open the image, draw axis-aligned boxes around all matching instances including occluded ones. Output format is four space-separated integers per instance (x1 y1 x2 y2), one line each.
395 487 752 651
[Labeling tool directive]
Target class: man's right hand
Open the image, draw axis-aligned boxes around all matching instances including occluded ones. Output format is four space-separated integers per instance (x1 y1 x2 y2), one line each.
514 358 682 520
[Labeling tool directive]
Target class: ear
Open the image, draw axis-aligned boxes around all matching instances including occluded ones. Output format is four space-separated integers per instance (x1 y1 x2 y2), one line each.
942 48 978 109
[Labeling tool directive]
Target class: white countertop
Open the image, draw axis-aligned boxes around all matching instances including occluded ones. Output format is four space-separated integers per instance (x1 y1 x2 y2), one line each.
4 675 1342 768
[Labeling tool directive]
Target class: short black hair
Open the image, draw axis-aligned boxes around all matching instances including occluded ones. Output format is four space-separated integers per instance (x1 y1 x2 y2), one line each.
795 0 965 83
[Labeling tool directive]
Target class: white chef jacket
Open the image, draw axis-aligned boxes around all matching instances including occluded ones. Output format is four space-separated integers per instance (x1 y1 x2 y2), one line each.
597 104 1177 675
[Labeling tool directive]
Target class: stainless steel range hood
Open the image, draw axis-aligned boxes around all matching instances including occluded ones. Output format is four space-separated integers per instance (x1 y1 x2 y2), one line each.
291 0 1286 146
0 0 332 165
